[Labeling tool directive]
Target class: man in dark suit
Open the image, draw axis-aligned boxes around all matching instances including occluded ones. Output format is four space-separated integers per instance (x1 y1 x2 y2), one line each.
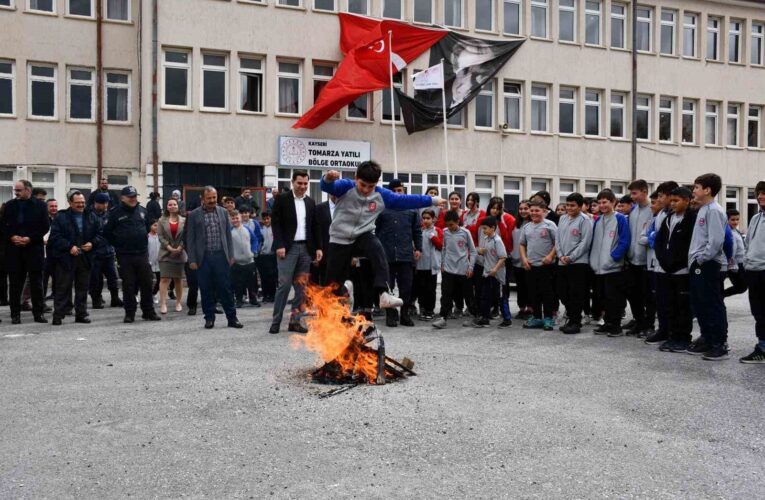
0 179 50 324
186 186 242 330
311 195 335 286
86 177 118 209
269 170 322 334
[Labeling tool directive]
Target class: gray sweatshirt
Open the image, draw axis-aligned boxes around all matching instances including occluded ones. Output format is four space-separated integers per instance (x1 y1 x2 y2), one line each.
231 226 254 265
652 209 670 274
640 214 659 272
555 213 592 266
417 226 442 274
729 229 745 270
442 227 477 275
482 233 508 284
260 225 274 255
688 200 727 268
745 210 765 271
589 212 630 275
628 202 653 266
510 225 524 267
519 219 557 267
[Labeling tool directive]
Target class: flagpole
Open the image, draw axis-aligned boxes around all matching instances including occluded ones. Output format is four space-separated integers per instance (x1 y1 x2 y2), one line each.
440 58 450 192
388 30 399 178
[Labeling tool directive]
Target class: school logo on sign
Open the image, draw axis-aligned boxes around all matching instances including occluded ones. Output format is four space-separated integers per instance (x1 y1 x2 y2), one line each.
368 201 377 212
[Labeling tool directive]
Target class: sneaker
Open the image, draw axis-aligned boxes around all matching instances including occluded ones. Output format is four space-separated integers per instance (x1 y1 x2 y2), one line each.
668 340 691 353
637 328 654 340
593 323 611 335
583 316 592 326
379 291 403 309
448 310 461 320
687 337 712 356
560 323 581 334
623 319 637 331
607 326 624 337
644 331 669 345
740 346 765 364
471 318 489 328
432 317 447 329
498 319 513 328
462 318 478 327
702 344 730 361
543 318 554 331
523 318 544 329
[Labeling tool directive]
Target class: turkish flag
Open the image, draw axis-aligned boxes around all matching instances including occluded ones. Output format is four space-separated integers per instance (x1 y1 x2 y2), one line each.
293 14 447 130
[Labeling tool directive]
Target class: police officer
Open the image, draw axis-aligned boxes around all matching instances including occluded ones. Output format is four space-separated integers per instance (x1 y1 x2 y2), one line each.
103 186 161 323
88 192 123 309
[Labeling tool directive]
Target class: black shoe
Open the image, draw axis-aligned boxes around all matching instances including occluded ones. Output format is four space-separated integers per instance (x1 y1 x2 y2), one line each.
250 301 261 308
92 298 105 310
236 301 245 309
187 306 197 316
75 316 91 324
288 323 308 334
623 319 637 330
607 326 624 337
227 320 244 329
204 319 215 329
593 323 611 335
702 344 730 361
637 328 653 340
110 297 124 307
33 315 48 324
400 315 414 327
740 346 765 364
269 324 280 334
11 315 20 324
52 317 63 326
142 312 161 321
644 331 669 345
625 326 642 337
687 337 712 356
668 340 691 353
560 323 581 334
123 314 135 323
498 319 513 328
385 317 399 328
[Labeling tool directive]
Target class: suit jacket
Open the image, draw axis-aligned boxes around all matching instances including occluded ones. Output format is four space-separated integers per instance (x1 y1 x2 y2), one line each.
157 215 188 263
48 209 103 270
315 201 332 256
0 197 50 247
186 206 234 266
271 190 320 255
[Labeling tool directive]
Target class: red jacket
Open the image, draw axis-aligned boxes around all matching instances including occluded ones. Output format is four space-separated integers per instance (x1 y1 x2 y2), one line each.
426 225 444 250
473 212 517 253
461 209 486 244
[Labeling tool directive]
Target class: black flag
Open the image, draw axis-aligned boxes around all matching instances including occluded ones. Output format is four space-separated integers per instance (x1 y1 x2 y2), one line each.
396 33 524 134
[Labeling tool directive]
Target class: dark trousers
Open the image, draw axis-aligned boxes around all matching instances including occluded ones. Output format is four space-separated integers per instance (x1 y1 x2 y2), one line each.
556 264 589 325
198 250 237 322
512 266 529 311
387 261 414 322
43 256 56 298
626 264 648 328
54 256 90 319
7 245 45 317
440 272 469 319
745 270 765 342
723 265 748 297
654 272 670 335
117 253 155 316
350 259 375 311
89 254 120 299
257 253 278 300
527 265 556 319
231 262 256 303
414 269 437 313
152 272 160 295
186 262 199 308
480 275 511 321
246 262 260 304
645 271 657 329
0 254 7 303
595 271 627 327
325 232 389 295
469 264 483 317
656 273 693 343
310 261 327 287
689 261 728 345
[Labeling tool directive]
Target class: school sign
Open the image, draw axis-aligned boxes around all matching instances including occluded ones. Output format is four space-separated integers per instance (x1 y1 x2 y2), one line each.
278 136 371 169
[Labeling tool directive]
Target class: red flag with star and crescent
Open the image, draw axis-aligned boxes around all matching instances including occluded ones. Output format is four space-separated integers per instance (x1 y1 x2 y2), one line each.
292 13 447 129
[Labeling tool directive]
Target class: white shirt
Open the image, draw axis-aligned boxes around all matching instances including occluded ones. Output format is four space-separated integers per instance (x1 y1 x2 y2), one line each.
329 199 336 220
293 190 307 241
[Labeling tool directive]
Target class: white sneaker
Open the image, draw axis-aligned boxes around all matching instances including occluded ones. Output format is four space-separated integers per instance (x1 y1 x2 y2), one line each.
343 280 354 311
379 291 403 309
432 317 447 329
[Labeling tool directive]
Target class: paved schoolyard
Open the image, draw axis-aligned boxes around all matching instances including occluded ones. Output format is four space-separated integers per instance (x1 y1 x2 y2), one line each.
1 292 763 499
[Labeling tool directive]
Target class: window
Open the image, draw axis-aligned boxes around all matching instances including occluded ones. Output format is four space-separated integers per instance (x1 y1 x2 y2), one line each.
382 0 401 19
347 94 370 120
69 172 94 200
28 63 56 119
475 0 494 31
660 10 676 55
413 0 432 23
725 187 740 213
531 84 548 132
314 0 334 11
658 97 673 142
503 82 521 130
584 181 601 199
278 0 301 6
382 72 403 122
752 23 764 65
748 106 761 148
558 87 576 135
585 1 601 45
705 102 719 145
28 0 54 13
0 0 13 8
312 63 334 105
347 0 367 15
729 20 742 63
558 0 576 43
636 7 652 52
474 176 495 210
559 179 576 203
239 56 264 113
531 178 549 193
105 0 129 21
683 14 697 57
610 3 626 49
610 182 626 196
163 49 190 108
475 80 495 128
681 99 695 144
0 169 14 206
31 171 55 200
749 188 760 222
530 0 548 38
277 60 301 115
635 94 650 140
610 92 625 138
0 60 14 116
447 109 464 127
707 17 721 61
503 178 522 214
585 89 601 136
67 68 94 121
444 0 462 27
105 71 129 122
727 103 740 147
503 0 521 35
68 0 92 17
201 53 227 110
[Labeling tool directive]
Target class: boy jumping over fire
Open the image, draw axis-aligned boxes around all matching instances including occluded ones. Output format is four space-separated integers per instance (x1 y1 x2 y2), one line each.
320 161 446 313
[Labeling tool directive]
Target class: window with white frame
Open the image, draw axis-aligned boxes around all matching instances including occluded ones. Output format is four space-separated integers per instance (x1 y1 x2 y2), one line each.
503 81 522 130
610 92 625 138
559 179 576 203
559 86 576 135
105 0 129 21
0 0 13 8
504 0 521 35
681 99 695 144
585 1 601 45
29 63 56 119
503 178 522 214
636 7 652 52
382 72 404 122
660 9 676 55
444 0 463 27
347 94 371 120
31 170 56 200
729 19 742 63
0 60 14 116
201 53 227 111
658 97 673 142
475 0 494 31
69 172 94 199
705 102 719 145
312 63 334 105
163 49 190 108
0 169 14 206
584 181 602 199
314 0 334 11
413 0 432 23
530 0 548 38
68 68 94 121
474 176 495 210
382 0 401 19
610 3 626 49
752 22 764 66
239 56 264 113
347 0 367 15
727 103 741 147
105 71 129 122
531 84 548 132
585 89 601 136
29 0 54 13
68 0 92 17
749 188 760 222
707 16 721 61
416 173 466 199
447 109 464 127
748 106 762 148
277 60 301 115
610 182 626 196
475 80 495 128
682 13 697 57
725 187 740 212
278 0 301 7
558 0 576 42
531 178 549 194
635 94 650 140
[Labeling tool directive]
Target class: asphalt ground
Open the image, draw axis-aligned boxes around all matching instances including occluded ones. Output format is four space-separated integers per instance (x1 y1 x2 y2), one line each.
1 291 763 499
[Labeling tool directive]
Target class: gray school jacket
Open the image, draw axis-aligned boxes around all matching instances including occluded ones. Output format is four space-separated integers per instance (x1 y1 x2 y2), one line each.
745 210 765 271
519 219 558 266
555 213 593 266
628 203 653 266
589 212 631 275
442 227 477 275
688 200 727 268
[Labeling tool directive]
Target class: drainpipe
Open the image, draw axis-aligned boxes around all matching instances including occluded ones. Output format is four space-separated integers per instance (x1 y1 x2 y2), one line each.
151 0 159 194
96 0 104 181
630 1 637 180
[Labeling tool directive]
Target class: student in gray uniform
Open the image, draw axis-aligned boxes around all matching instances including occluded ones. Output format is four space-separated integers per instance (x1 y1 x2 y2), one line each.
473 216 512 328
625 179 654 337
555 193 593 334
722 209 748 298
257 212 277 303
519 201 558 331
741 181 765 364
432 210 477 329
640 191 662 341
415 209 443 321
